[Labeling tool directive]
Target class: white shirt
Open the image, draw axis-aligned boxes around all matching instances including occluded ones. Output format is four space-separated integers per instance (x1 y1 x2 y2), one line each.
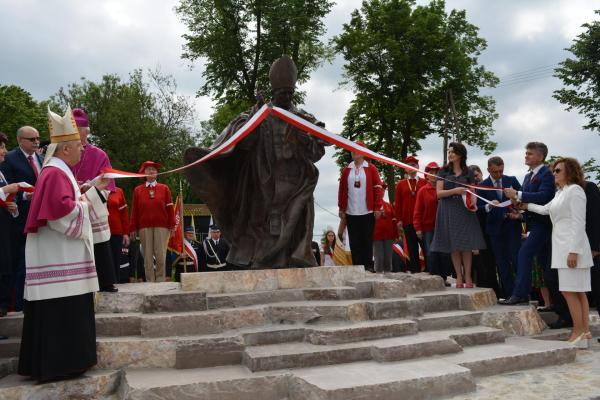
346 161 370 216
20 148 41 175
146 181 157 188
518 164 544 201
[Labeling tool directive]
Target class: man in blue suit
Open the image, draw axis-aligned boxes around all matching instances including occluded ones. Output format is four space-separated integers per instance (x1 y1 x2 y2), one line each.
499 142 555 305
0 126 44 312
477 156 522 299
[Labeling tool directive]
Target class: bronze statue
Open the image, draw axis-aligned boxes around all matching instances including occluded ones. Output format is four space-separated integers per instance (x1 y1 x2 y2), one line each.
184 56 328 269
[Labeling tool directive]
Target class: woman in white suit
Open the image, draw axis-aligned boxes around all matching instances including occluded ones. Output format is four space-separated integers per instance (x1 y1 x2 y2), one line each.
522 157 593 348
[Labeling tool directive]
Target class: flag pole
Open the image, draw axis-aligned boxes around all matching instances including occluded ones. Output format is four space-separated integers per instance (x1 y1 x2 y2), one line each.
180 180 187 274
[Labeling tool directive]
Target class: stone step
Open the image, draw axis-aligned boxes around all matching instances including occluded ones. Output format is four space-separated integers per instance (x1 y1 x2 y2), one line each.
0 339 19 358
124 366 290 400
412 287 497 313
0 312 142 339
416 310 483 331
139 298 424 338
305 319 418 345
384 272 446 293
1 325 505 372
0 369 122 399
181 265 367 293
124 361 473 400
290 359 475 400
242 326 504 372
0 358 17 380
0 336 572 399
443 336 576 377
207 287 361 309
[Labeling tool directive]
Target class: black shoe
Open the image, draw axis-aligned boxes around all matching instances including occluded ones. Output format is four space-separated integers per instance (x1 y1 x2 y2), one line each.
101 286 119 293
548 319 573 329
498 296 529 305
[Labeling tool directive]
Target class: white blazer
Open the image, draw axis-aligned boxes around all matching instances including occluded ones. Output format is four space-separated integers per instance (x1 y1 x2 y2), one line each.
528 184 593 269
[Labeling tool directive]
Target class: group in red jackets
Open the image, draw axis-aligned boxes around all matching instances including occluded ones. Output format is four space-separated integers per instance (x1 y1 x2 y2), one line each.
338 145 445 278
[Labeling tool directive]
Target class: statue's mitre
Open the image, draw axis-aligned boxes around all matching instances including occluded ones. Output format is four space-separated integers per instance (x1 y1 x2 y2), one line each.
47 105 80 143
269 55 297 90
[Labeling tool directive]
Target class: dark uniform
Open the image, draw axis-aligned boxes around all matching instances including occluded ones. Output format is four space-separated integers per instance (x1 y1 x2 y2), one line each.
203 237 230 271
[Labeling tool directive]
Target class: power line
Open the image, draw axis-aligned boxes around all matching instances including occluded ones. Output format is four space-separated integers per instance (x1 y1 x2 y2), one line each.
314 200 339 219
498 63 559 80
495 73 556 88
499 68 556 84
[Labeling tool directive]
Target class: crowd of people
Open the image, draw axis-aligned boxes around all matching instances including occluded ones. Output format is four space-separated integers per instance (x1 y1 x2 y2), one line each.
1 103 599 381
333 140 599 348
0 107 233 382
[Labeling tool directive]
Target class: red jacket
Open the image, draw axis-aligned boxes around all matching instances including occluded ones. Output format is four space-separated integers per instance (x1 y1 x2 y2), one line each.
338 162 384 213
394 177 427 225
107 187 129 235
373 201 398 241
413 182 438 233
130 182 175 232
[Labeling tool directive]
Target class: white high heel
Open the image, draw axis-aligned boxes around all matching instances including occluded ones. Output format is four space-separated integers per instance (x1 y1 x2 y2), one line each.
568 333 590 349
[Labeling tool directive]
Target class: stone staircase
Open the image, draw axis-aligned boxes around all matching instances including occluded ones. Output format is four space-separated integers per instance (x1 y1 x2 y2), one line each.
0 266 577 399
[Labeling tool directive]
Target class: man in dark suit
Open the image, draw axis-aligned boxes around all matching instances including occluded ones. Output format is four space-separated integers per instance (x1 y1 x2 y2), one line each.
500 142 555 305
477 156 522 299
0 126 44 311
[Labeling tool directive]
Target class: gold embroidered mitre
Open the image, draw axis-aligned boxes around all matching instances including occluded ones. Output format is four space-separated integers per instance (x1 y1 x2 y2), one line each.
47 105 80 143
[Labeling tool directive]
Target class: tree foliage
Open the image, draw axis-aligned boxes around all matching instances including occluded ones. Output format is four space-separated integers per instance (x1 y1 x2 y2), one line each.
0 85 48 149
175 0 335 140
51 69 199 203
554 10 600 133
333 0 498 200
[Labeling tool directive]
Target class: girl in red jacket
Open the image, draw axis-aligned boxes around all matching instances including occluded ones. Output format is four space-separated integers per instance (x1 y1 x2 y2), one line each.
414 162 441 275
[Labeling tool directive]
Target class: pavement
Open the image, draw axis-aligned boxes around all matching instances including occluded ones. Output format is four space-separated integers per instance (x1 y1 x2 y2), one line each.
446 338 600 400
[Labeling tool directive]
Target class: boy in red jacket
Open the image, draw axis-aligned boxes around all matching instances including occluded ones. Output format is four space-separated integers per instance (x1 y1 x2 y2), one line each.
414 162 441 275
373 184 398 272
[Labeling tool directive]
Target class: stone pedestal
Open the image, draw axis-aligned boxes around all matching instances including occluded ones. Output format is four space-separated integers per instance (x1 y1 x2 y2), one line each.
181 266 366 293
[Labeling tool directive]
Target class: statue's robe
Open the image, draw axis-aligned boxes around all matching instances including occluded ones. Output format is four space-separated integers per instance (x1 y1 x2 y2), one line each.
184 103 327 269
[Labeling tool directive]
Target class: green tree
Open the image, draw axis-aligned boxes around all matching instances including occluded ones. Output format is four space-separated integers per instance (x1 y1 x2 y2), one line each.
554 10 600 133
333 0 498 200
51 69 198 203
0 85 48 149
175 0 335 141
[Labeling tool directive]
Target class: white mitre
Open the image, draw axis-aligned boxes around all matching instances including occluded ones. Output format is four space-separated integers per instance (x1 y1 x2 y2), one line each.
44 106 81 165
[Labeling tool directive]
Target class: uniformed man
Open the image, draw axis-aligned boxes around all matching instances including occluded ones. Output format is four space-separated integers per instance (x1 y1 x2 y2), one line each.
170 226 201 281
203 224 230 271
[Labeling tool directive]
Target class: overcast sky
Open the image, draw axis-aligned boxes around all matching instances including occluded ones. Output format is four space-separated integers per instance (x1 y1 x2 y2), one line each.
1 0 599 239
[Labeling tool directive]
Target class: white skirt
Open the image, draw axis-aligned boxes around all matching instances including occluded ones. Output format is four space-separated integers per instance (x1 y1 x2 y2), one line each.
558 267 591 292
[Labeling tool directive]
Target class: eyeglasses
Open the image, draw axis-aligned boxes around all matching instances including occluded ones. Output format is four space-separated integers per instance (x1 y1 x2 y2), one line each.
552 168 562 174
22 137 40 143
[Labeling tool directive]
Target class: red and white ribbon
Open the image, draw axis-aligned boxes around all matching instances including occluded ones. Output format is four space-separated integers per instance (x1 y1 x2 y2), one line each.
88 104 510 209
392 243 409 260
